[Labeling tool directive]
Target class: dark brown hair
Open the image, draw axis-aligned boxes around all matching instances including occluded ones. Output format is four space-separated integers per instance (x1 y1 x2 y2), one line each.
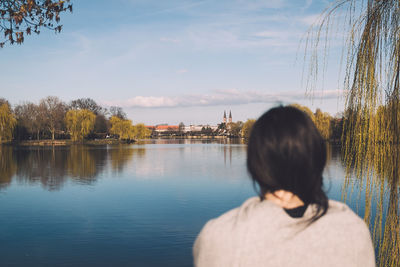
247 106 328 222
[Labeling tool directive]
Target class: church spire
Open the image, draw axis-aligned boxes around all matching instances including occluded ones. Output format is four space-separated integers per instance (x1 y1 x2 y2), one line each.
223 110 227 123
229 110 232 123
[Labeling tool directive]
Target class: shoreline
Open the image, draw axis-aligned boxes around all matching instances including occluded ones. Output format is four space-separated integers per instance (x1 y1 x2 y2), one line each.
4 136 243 146
8 139 132 146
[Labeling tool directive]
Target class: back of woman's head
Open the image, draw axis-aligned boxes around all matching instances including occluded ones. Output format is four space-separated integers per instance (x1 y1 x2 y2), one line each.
247 106 328 221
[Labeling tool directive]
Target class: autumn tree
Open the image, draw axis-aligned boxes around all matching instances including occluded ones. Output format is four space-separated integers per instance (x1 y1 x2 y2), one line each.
134 123 150 139
241 119 256 139
109 119 149 140
110 116 135 140
70 98 109 135
14 102 44 140
0 102 16 143
330 116 344 142
290 104 331 139
39 96 66 140
290 103 315 122
0 98 9 106
69 98 106 115
94 114 109 134
65 109 96 141
228 121 244 137
314 108 331 140
0 0 72 47
109 106 127 120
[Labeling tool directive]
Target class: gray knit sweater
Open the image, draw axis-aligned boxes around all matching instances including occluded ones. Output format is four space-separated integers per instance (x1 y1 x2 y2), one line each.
193 197 375 267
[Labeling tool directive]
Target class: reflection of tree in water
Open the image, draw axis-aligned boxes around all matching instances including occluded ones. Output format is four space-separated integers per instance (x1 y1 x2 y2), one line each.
221 138 245 166
0 146 16 189
223 145 232 166
109 145 144 173
0 145 138 190
14 147 69 191
66 145 107 184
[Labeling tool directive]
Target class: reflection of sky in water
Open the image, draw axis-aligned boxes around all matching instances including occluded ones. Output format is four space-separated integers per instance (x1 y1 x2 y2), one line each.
0 141 392 266
119 144 247 181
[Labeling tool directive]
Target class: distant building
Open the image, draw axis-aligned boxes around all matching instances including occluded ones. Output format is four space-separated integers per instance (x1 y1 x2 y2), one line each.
181 125 218 132
155 125 179 132
146 121 221 134
146 125 179 132
223 111 227 123
190 125 202 132
222 110 232 124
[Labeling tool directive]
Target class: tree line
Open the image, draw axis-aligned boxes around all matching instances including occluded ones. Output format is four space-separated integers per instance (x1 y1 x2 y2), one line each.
216 104 343 141
0 96 365 143
0 96 150 143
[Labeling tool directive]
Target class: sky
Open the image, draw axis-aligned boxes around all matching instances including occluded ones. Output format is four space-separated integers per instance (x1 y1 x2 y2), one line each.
0 0 346 125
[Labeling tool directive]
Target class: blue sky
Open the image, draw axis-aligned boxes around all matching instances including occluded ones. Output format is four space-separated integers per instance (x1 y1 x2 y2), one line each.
0 0 345 125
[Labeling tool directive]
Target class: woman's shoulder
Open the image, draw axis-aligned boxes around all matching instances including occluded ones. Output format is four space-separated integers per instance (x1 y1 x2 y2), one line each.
308 200 373 252
193 196 280 266
195 196 285 242
303 199 370 235
198 197 259 234
200 198 369 233
324 199 368 226
204 196 282 228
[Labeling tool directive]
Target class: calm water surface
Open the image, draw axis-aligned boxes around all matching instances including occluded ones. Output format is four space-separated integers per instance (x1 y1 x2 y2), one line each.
0 140 395 266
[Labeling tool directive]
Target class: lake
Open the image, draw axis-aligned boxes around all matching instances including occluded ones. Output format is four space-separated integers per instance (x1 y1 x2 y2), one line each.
0 140 397 266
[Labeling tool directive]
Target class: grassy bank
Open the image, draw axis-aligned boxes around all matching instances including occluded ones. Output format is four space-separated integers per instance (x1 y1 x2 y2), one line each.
11 139 134 146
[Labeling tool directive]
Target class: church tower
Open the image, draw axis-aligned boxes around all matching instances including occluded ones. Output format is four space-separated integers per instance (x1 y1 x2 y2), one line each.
229 110 232 123
223 110 227 123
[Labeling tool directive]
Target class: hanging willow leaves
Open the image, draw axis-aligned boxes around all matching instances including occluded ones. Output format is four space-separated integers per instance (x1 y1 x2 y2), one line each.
307 1 400 266
110 116 135 140
0 103 16 143
0 0 73 47
65 109 96 142
109 116 150 140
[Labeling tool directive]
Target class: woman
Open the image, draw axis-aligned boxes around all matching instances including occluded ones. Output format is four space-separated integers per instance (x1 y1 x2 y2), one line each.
193 106 375 267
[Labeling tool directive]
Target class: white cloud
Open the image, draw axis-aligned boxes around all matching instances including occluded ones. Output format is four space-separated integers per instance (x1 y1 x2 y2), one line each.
103 89 343 108
304 0 313 10
253 31 283 38
299 14 321 26
252 30 302 40
187 28 302 50
160 37 181 43
176 69 188 74
236 0 287 9
124 96 179 108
